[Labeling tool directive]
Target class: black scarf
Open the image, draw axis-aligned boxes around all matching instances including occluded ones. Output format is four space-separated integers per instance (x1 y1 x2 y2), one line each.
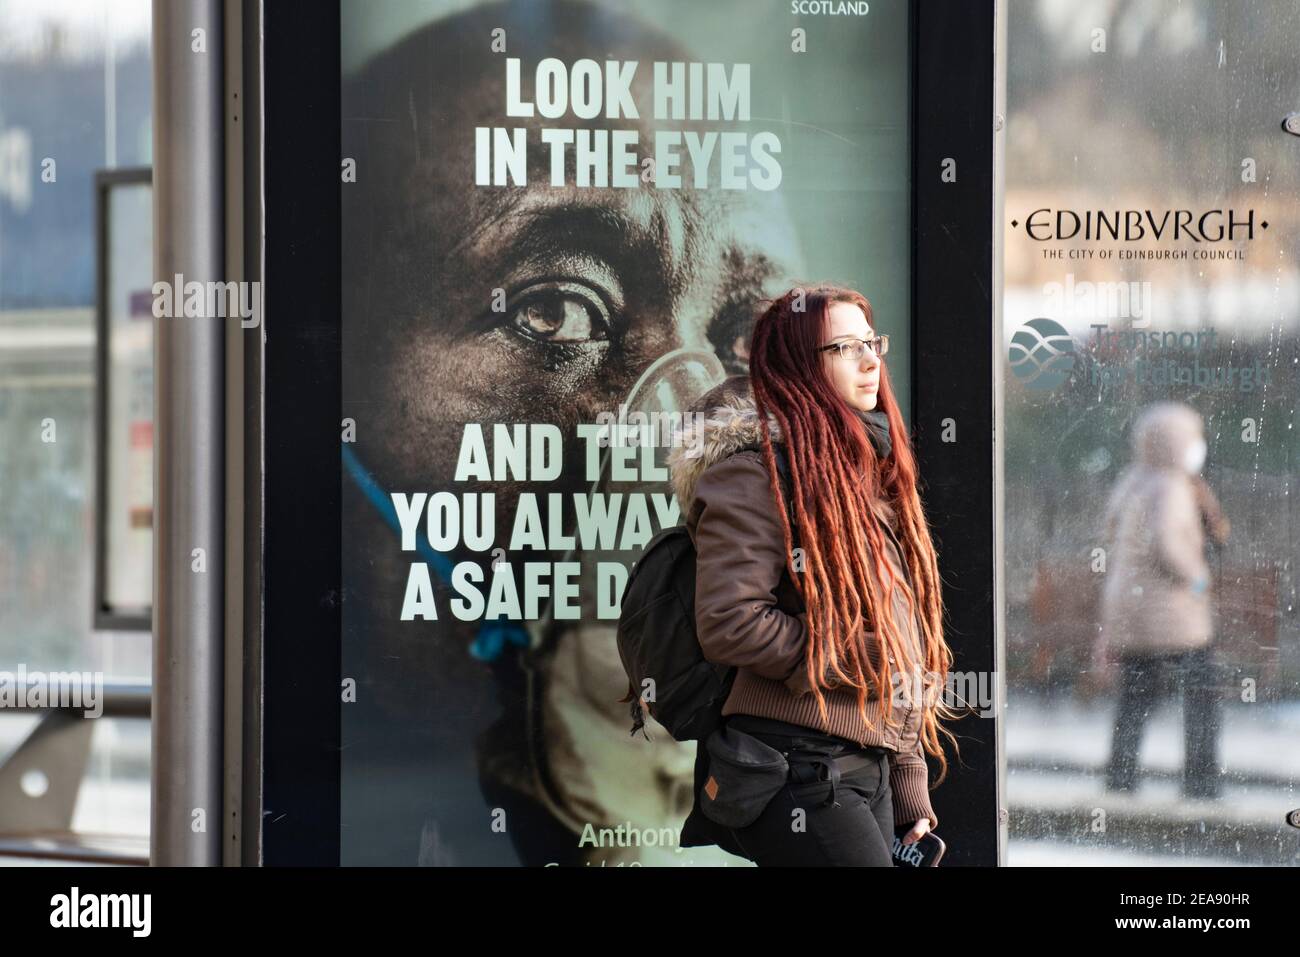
857 408 892 459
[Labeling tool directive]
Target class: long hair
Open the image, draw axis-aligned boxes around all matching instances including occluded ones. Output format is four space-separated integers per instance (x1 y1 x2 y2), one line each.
749 283 962 785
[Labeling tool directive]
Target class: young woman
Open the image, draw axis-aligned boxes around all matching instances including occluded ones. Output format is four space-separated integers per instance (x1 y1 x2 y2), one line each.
672 283 960 866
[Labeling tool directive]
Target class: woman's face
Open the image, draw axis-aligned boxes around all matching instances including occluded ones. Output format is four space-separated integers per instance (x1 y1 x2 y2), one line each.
820 301 881 412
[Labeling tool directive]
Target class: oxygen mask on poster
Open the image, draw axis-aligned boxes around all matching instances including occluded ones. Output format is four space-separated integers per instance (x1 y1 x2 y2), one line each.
344 348 728 662
528 346 728 651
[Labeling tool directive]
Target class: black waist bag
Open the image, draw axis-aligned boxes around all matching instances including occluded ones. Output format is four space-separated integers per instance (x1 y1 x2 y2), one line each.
703 719 888 828
699 725 791 828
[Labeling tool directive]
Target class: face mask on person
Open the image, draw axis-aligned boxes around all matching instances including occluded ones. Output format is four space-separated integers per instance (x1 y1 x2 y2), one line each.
1182 437 1207 474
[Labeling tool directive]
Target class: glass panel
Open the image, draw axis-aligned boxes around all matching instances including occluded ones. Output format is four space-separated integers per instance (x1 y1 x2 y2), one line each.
0 0 152 672
0 712 149 859
1004 0 1299 864
340 0 913 864
0 0 153 848
72 717 150 840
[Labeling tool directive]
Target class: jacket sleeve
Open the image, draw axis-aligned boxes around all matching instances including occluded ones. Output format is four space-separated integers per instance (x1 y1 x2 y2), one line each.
888 734 938 831
692 453 807 682
1153 478 1209 587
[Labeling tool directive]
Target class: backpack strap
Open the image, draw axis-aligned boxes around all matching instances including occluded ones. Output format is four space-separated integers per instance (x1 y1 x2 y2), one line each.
733 441 799 542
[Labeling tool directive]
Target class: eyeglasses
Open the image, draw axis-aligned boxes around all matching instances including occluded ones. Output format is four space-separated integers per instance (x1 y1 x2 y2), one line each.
818 335 889 361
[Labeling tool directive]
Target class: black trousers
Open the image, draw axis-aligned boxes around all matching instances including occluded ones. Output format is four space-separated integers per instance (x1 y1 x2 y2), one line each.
722 714 895 866
1104 645 1224 798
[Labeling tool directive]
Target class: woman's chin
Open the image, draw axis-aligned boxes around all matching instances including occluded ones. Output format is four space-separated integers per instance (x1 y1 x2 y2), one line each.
841 389 877 411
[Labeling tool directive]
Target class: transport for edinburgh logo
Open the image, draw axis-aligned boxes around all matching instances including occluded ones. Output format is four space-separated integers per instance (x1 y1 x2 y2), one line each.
1009 317 1076 391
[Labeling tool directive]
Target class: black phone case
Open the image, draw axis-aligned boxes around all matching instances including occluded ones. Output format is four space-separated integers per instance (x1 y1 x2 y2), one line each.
891 825 946 866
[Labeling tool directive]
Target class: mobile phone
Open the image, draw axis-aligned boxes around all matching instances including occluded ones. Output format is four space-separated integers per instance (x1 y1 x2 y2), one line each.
892 825 946 867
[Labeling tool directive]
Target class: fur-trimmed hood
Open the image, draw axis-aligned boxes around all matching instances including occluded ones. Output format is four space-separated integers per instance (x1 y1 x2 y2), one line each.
667 380 780 517
667 375 891 517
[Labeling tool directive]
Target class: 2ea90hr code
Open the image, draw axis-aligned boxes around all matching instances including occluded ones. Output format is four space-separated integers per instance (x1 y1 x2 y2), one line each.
1190 893 1250 905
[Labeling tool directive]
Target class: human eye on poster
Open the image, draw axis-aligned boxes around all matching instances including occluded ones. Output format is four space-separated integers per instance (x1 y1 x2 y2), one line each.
340 0 911 866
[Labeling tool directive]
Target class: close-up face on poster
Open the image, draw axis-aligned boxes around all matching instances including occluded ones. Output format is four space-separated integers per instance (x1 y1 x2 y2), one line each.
339 0 912 865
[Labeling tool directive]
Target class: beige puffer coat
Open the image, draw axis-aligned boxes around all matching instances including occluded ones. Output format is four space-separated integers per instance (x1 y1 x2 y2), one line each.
1099 401 1216 657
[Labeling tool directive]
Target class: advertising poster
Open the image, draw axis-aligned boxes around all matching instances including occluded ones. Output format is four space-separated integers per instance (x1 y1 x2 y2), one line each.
340 0 912 865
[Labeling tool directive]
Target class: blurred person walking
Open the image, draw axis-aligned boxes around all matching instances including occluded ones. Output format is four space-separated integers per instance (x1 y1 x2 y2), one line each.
1094 401 1227 801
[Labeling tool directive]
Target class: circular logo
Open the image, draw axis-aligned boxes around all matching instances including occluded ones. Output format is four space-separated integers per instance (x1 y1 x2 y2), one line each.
1009 317 1076 391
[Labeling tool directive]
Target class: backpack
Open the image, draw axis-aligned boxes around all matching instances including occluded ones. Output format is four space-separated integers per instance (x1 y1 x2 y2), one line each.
616 441 798 742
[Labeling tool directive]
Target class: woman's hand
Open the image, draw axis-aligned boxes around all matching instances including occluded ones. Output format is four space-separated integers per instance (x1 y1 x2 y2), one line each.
900 818 931 844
